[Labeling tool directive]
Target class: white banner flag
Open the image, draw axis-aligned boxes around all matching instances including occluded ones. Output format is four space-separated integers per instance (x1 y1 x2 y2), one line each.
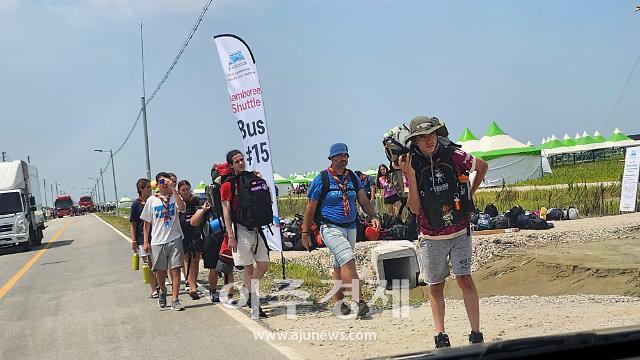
620 146 640 212
214 34 282 251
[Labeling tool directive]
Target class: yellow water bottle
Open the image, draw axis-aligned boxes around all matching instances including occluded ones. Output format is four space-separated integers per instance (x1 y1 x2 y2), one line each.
132 253 139 271
540 207 548 220
142 264 152 284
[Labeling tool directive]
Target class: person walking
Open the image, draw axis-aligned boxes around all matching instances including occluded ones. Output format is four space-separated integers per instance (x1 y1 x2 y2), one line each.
220 150 271 318
141 172 187 311
129 178 159 298
396 116 488 348
301 143 380 318
177 180 203 300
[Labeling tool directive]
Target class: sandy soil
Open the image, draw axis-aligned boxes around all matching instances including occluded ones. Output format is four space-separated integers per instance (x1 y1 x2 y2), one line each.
256 212 640 359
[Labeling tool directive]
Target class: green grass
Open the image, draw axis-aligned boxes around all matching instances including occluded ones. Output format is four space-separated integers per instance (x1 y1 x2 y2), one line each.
96 212 130 237
514 157 624 187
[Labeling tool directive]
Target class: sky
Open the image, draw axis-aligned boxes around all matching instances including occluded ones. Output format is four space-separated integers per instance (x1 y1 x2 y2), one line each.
1 0 639 203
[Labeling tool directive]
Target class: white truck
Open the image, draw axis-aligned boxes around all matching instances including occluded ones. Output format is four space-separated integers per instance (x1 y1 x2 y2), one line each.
0 160 45 251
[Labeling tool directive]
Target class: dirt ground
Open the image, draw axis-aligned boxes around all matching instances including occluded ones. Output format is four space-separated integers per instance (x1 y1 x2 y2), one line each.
258 212 640 359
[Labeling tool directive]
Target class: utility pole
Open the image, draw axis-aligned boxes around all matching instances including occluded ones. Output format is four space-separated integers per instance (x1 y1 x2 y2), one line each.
140 22 152 180
100 168 106 206
43 179 48 207
110 149 118 215
55 182 59 196
1 152 6 162
50 184 54 205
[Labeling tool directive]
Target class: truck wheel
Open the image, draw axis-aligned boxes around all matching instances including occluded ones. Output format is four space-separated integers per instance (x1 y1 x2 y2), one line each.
22 229 34 252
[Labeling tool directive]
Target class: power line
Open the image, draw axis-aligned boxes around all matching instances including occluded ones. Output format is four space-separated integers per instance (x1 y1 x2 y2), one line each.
602 51 640 131
103 0 214 161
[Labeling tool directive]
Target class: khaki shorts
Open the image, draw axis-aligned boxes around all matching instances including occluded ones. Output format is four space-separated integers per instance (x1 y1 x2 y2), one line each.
232 224 269 267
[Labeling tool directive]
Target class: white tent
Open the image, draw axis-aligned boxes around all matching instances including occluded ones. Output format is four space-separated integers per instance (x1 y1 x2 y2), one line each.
460 121 545 187
118 195 133 209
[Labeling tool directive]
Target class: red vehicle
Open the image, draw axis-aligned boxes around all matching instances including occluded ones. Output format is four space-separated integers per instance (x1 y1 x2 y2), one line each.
54 195 74 218
78 195 95 212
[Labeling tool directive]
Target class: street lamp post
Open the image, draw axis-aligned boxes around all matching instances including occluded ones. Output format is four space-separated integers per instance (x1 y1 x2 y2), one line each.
99 168 106 208
94 149 119 215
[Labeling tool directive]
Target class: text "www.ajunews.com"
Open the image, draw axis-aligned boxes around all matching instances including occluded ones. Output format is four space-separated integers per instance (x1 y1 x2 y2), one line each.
254 330 377 343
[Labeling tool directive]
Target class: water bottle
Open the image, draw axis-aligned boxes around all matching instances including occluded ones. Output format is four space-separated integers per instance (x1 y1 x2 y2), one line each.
540 207 547 220
142 264 152 284
132 252 139 271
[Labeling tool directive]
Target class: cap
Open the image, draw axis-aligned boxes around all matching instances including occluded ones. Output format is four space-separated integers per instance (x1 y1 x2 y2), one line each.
328 143 349 159
404 116 444 144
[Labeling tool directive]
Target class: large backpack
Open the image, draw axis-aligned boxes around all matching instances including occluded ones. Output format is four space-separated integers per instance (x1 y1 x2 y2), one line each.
231 171 274 230
412 140 473 230
313 169 361 227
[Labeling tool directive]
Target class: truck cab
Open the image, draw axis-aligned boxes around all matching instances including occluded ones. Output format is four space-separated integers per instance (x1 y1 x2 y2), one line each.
0 161 45 251
55 195 74 218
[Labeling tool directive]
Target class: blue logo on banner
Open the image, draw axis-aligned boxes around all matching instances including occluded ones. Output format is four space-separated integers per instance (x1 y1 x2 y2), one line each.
229 51 245 65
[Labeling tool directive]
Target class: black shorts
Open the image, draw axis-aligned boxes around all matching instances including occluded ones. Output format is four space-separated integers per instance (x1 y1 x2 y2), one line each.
182 236 204 254
201 234 223 269
384 193 401 205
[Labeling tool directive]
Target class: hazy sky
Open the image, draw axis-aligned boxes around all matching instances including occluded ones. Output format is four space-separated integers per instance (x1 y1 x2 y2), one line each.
1 0 639 203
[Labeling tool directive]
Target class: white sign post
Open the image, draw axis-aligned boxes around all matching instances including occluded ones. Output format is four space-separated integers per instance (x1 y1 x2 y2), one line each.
619 146 640 212
214 34 282 251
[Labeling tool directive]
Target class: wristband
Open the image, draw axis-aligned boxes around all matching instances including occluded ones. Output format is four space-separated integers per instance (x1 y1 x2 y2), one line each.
301 231 310 234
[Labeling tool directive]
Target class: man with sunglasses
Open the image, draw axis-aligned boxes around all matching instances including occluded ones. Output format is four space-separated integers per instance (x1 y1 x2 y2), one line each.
141 172 187 311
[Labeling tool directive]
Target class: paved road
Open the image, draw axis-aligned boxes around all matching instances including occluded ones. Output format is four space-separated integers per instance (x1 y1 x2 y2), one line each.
0 215 288 360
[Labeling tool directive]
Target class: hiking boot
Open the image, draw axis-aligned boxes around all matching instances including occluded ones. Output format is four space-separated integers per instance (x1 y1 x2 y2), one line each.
469 331 484 344
357 301 370 318
434 332 451 348
251 305 268 319
171 299 185 311
209 291 220 303
339 302 351 316
189 291 200 300
158 292 167 308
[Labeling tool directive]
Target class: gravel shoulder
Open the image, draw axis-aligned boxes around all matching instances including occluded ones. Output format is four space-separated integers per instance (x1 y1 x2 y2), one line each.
258 212 640 358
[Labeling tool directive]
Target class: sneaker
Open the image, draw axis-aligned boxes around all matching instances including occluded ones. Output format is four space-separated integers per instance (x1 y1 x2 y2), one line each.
189 291 200 300
357 300 370 318
339 302 351 316
469 331 484 344
434 332 451 348
158 292 167 308
209 291 220 303
149 291 159 299
171 299 185 311
251 305 268 319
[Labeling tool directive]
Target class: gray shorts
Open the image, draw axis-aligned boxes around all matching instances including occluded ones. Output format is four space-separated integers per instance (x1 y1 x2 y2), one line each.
418 233 472 285
151 238 184 272
320 224 357 268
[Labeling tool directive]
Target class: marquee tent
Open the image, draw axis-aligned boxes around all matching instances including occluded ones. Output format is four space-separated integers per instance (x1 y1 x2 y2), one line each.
459 121 546 187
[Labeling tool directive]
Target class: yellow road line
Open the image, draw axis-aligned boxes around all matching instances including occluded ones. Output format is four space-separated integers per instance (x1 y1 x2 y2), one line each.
0 221 72 301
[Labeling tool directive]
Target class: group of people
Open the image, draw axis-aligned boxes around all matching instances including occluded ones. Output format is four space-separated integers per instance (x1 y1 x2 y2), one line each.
128 115 489 348
300 116 488 348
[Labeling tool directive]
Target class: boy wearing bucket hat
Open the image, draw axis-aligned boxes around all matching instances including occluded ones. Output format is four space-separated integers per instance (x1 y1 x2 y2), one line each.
396 116 488 348
301 143 380 318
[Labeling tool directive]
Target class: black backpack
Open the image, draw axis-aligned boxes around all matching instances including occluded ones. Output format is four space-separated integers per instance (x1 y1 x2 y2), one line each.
412 143 473 230
546 208 563 221
484 203 499 218
231 171 274 230
313 170 361 227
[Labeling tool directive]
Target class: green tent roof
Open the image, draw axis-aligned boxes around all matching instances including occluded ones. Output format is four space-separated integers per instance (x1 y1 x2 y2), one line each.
591 131 606 143
485 121 506 137
544 135 564 149
458 128 479 142
608 128 632 142
470 147 541 160
196 181 206 190
562 134 576 147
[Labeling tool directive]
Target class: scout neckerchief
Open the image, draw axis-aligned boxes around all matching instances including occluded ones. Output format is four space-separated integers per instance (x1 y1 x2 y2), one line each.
154 193 172 225
327 166 351 217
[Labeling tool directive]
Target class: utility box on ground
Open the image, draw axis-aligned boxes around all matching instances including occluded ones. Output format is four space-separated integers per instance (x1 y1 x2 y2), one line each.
371 240 420 290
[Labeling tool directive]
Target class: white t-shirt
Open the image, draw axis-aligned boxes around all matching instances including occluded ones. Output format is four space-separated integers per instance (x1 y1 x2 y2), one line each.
140 194 183 245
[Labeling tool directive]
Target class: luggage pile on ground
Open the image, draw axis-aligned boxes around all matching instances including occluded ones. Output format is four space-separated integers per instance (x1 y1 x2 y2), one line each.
471 203 580 231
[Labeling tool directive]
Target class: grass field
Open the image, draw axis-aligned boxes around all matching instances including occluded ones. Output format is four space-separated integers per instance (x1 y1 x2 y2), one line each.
513 157 624 187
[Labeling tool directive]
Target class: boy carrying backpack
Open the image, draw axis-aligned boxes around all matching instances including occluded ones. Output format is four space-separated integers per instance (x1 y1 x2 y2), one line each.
220 150 273 319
